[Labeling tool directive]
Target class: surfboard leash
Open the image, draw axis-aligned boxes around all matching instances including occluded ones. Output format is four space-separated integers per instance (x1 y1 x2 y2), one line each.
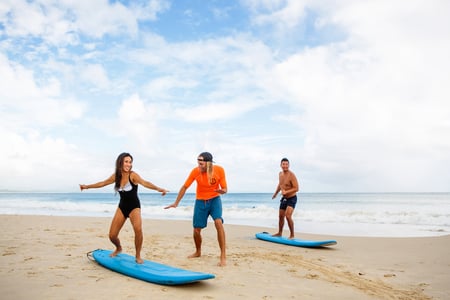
86 249 98 262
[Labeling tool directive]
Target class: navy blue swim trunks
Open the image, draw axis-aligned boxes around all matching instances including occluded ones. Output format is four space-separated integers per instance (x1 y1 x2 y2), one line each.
279 195 297 210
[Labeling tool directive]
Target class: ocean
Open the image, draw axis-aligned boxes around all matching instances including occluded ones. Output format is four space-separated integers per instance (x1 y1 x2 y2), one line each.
1 192 449 237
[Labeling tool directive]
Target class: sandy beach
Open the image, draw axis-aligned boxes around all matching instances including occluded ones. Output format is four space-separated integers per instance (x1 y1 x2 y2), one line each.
0 215 448 299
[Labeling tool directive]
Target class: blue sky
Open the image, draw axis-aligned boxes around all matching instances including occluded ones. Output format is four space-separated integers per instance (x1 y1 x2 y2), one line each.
1 0 449 193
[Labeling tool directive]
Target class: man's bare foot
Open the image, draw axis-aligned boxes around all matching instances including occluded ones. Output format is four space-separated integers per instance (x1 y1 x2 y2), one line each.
188 251 201 259
288 235 295 239
110 247 122 257
135 257 144 264
272 233 282 237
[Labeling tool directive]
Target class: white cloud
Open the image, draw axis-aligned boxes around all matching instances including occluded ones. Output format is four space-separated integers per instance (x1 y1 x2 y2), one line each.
0 1 449 192
80 64 111 90
0 127 92 191
0 50 87 191
247 0 308 29
0 0 170 44
265 0 450 191
0 53 85 128
173 100 260 122
143 76 198 100
130 0 171 20
114 94 161 151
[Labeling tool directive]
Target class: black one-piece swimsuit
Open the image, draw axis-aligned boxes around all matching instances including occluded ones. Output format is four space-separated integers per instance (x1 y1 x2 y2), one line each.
118 175 140 218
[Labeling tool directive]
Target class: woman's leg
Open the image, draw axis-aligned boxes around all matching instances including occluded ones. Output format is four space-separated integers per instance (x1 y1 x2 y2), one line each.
109 208 126 257
129 208 143 264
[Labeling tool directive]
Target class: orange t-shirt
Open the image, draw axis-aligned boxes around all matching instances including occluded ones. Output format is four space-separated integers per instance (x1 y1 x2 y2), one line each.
183 165 227 200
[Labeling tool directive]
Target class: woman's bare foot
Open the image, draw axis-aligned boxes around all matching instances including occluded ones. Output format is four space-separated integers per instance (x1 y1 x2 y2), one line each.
218 256 226 267
272 233 282 237
188 251 201 259
110 247 122 257
135 257 144 264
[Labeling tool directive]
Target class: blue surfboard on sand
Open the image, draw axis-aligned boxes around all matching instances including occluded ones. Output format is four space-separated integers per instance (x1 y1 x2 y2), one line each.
91 249 215 285
255 232 337 248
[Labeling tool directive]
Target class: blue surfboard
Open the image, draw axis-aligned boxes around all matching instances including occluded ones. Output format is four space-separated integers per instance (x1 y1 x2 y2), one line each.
255 232 337 248
91 249 215 285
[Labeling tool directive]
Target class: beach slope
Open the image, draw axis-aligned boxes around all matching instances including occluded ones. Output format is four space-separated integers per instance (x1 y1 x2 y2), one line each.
0 215 448 299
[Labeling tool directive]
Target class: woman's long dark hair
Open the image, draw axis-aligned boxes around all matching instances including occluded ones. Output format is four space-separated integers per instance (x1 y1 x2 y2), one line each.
114 152 133 191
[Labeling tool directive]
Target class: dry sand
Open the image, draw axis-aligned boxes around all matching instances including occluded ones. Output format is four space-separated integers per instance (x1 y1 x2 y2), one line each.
1 215 448 299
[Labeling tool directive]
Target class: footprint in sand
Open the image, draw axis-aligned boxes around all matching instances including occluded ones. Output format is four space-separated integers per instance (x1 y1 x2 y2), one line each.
305 273 319 279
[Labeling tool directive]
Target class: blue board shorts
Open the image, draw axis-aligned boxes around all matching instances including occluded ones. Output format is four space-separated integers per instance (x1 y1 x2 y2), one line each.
279 195 297 210
193 196 223 228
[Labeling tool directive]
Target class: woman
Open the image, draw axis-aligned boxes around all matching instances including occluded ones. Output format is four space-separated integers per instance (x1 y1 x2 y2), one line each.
80 152 168 263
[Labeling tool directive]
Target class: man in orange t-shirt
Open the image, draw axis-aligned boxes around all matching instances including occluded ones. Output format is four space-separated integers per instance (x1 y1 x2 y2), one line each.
165 152 228 266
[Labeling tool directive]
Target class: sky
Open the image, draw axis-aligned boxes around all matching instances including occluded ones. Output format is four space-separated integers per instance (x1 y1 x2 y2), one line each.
1 0 449 193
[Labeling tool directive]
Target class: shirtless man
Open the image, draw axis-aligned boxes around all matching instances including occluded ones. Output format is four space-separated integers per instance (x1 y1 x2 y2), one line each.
272 158 299 239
